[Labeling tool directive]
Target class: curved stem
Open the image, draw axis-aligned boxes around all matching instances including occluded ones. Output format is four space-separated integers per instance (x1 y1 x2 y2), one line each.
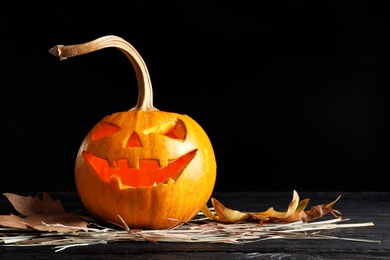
49 35 157 111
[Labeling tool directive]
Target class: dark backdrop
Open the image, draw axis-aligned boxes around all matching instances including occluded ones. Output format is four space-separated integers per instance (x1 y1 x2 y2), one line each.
1 1 389 192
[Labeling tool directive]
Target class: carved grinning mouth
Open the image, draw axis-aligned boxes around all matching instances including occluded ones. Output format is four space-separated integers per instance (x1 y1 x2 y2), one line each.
82 149 197 187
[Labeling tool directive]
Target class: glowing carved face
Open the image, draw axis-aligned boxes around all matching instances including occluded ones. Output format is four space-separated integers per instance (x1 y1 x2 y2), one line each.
74 110 216 229
82 117 197 187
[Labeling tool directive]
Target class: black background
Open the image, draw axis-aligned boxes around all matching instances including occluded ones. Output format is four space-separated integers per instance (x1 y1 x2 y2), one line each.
1 1 389 192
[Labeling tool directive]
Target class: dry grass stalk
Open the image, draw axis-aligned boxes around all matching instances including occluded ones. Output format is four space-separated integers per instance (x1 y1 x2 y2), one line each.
0 216 378 252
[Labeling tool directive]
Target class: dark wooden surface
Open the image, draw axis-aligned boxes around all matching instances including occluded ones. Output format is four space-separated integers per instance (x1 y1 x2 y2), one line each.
1 191 389 259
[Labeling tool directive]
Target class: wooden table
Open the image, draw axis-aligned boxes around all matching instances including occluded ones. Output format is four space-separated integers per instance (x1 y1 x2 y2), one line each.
1 191 389 259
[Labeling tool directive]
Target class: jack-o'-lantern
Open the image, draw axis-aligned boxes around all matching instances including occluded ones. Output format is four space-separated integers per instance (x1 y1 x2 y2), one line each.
49 35 217 229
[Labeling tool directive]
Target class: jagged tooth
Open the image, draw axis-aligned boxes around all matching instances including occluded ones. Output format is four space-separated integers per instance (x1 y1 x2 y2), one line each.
159 158 169 168
107 158 118 168
127 156 140 169
109 174 123 189
164 178 175 185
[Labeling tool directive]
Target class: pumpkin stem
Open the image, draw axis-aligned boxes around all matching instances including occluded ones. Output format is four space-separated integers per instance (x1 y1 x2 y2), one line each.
49 35 157 111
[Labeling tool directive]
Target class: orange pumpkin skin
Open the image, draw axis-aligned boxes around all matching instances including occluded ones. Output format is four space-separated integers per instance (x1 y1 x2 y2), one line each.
75 110 216 229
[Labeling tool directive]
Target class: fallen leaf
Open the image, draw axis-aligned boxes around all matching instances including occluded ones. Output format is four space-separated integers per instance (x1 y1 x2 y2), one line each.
304 194 342 222
0 214 27 229
3 192 66 216
201 190 342 224
253 190 301 222
211 198 251 223
0 192 89 233
200 204 219 221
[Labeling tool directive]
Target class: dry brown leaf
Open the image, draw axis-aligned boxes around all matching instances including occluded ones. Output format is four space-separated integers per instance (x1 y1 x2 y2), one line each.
0 192 89 233
304 194 342 222
253 190 301 222
3 192 66 216
200 203 219 221
211 198 251 223
202 190 342 224
0 214 28 229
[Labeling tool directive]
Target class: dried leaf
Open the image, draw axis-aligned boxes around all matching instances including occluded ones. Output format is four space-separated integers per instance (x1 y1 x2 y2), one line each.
0 192 89 233
304 194 342 222
3 192 66 215
200 204 219 221
211 198 251 223
253 190 300 222
0 214 28 229
201 190 342 224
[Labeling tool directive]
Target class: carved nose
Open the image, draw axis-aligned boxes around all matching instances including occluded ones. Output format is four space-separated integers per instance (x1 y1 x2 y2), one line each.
127 132 142 147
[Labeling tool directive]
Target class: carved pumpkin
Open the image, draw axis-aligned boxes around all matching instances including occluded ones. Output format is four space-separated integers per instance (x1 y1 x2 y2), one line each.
49 35 217 229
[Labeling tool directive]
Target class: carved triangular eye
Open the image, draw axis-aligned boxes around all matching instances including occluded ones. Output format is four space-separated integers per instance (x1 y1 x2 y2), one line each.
91 122 121 140
127 132 142 147
143 118 186 140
